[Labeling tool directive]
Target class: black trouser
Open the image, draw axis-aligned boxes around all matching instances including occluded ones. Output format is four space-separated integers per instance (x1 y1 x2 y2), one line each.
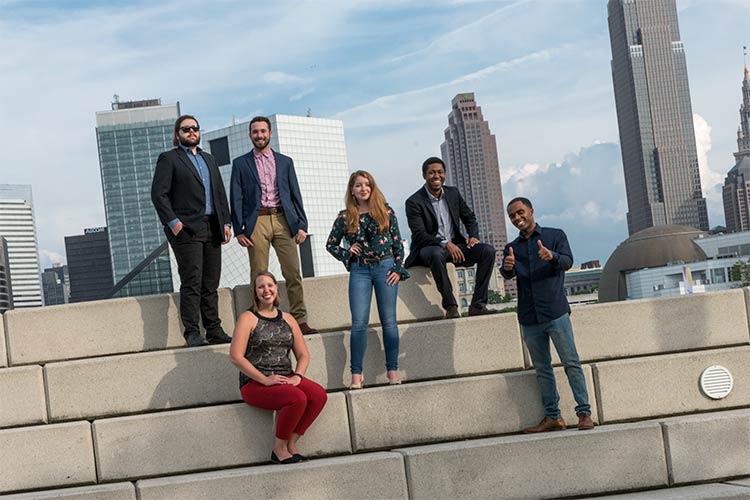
417 242 496 309
168 216 223 338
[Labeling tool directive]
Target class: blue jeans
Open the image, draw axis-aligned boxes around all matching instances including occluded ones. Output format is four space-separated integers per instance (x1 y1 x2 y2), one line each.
520 313 590 418
348 258 399 374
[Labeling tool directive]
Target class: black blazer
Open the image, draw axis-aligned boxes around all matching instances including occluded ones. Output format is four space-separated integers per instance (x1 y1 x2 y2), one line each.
151 147 231 239
404 185 479 268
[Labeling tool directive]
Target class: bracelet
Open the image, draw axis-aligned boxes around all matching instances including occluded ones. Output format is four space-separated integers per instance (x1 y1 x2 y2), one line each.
293 372 304 378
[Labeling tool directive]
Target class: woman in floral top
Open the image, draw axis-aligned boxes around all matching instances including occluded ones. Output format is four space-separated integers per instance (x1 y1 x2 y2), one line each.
326 170 409 388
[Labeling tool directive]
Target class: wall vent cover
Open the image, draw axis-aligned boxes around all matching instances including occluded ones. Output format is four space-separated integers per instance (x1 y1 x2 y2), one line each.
700 365 733 400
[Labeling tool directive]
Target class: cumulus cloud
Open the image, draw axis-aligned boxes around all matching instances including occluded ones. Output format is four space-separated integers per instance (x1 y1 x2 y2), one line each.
501 142 629 263
693 113 727 227
40 250 65 268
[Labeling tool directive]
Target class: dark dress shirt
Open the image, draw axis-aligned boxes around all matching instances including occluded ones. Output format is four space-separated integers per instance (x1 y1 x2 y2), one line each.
500 224 573 326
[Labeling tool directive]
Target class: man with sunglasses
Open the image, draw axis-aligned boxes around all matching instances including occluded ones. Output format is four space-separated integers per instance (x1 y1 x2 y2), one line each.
152 115 233 347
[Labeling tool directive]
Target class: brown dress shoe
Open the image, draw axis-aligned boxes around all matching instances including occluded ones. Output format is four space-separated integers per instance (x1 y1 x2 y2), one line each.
468 305 496 317
445 306 460 319
577 412 594 430
523 416 566 434
298 322 318 335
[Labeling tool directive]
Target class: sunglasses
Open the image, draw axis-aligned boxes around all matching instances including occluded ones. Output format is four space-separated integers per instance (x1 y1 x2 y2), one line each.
180 126 200 133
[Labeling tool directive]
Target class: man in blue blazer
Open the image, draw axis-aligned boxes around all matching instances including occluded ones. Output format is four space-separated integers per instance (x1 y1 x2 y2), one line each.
230 116 317 334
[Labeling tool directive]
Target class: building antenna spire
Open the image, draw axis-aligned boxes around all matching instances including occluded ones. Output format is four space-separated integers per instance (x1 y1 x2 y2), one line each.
744 45 748 68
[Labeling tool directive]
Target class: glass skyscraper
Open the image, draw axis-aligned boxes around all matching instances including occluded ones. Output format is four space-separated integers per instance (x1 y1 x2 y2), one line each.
95 98 178 297
200 114 350 289
608 0 709 235
0 184 42 307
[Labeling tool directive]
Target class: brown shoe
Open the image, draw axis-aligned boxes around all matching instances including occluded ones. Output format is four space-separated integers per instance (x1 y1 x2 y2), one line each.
445 306 460 319
523 416 566 434
299 322 318 335
577 412 594 430
468 305 496 317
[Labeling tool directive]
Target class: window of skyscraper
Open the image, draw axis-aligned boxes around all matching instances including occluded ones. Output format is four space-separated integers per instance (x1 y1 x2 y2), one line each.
209 136 231 166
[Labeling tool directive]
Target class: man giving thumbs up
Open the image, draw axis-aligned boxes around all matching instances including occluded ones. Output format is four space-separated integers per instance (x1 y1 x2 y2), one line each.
501 197 594 433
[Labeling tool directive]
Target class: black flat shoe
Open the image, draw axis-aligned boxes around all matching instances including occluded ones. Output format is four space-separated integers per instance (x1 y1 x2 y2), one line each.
271 451 301 465
293 454 306 461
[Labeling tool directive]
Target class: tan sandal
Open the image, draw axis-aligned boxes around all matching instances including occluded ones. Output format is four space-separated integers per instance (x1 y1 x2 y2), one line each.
350 375 363 389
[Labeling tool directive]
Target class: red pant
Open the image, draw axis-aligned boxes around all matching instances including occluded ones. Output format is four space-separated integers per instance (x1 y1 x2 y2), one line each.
241 377 328 440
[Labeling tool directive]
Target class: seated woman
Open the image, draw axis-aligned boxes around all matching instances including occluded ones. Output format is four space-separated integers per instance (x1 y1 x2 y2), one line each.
229 271 328 465
326 170 409 389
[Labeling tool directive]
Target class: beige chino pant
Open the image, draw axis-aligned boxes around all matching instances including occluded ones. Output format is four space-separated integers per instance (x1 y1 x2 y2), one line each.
247 213 307 323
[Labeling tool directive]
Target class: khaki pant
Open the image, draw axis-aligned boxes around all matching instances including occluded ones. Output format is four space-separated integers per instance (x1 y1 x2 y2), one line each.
248 213 307 322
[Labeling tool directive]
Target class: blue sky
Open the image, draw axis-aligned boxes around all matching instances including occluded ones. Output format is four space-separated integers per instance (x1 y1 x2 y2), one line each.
1 0 748 270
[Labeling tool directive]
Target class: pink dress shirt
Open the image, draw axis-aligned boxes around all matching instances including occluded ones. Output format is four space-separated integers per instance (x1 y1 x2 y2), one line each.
253 149 281 208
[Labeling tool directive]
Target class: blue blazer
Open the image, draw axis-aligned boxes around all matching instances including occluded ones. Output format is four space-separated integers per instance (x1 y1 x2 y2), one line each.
229 150 308 237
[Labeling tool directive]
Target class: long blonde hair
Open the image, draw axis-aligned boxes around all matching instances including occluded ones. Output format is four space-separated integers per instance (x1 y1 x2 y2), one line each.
345 170 390 234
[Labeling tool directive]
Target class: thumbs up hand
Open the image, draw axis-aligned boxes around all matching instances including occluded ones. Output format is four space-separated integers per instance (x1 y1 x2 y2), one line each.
537 239 554 261
503 246 515 271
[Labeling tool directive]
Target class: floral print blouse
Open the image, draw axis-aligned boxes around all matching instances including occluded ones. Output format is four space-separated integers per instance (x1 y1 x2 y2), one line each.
326 206 409 279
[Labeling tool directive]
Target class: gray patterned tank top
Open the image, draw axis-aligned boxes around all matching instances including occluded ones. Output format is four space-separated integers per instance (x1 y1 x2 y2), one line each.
239 309 293 388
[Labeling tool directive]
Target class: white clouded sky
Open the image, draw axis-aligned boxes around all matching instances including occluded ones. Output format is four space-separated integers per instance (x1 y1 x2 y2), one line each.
2 0 749 269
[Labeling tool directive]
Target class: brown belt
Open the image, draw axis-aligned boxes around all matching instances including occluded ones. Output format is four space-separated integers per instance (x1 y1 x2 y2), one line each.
354 255 388 264
258 206 284 216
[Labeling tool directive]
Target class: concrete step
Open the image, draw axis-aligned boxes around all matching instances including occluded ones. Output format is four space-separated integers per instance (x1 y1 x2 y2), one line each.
594 345 750 422
0 421 95 494
0 365 46 428
4 408 749 497
134 452 408 500
2 268 448 366
592 482 750 499
568 287 750 363
35 313 522 425
92 394 351 481
0 483 136 500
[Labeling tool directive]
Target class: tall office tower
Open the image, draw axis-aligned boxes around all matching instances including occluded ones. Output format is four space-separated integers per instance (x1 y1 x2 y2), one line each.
0 236 13 312
65 227 114 303
0 185 42 308
41 265 68 306
441 93 511 295
608 0 709 235
201 114 350 288
723 67 750 233
96 97 178 297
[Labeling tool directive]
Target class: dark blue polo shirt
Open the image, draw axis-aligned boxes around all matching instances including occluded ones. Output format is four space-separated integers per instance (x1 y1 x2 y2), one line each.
500 224 573 326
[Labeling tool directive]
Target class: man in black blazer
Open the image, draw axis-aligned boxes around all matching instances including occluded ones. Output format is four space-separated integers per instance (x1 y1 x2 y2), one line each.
230 116 317 335
152 115 233 346
405 157 496 319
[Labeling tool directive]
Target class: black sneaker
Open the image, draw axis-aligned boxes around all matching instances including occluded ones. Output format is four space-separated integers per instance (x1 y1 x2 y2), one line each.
206 330 232 344
185 331 209 347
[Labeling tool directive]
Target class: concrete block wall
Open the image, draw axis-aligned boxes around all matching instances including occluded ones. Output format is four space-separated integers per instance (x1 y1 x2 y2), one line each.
2 282 750 497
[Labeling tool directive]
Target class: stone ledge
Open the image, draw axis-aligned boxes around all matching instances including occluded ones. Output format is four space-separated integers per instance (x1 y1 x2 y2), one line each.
92 394 351 481
594 346 750 422
0 483 136 500
0 365 47 428
348 367 598 452
0 421 96 494
661 408 750 484
395 421 667 499
1 316 7 368
135 452 407 500
4 288 235 365
592 483 750 499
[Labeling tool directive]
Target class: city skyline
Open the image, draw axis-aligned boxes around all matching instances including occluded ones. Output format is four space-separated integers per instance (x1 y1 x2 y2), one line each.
3 0 748 272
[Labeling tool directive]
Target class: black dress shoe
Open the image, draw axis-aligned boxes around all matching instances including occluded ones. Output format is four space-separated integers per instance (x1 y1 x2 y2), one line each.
468 305 496 317
444 306 460 319
185 331 209 347
206 330 232 344
271 451 301 465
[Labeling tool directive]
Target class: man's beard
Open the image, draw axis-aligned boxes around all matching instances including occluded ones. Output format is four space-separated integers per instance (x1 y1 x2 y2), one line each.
180 135 200 147
252 137 269 149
